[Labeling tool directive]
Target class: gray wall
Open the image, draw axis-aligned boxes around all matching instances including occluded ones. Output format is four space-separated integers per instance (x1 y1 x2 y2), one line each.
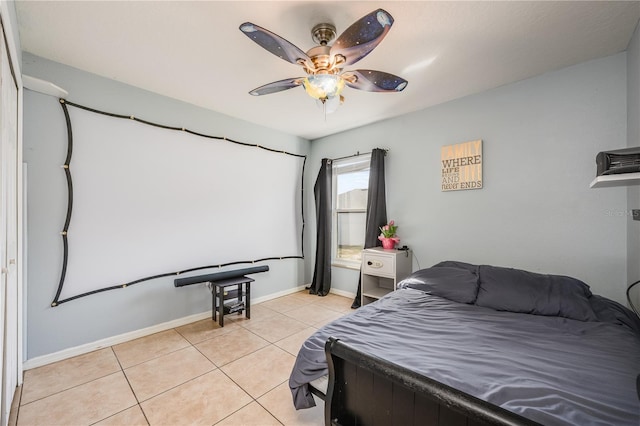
307 53 629 305
627 22 640 306
23 53 310 359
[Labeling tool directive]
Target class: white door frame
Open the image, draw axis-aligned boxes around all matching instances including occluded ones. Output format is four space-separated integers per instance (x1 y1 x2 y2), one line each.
0 4 23 426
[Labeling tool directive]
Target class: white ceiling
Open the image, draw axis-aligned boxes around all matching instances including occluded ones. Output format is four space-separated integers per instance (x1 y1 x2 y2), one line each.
16 1 640 140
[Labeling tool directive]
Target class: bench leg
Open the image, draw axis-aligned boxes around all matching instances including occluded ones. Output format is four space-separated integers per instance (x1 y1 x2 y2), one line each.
246 282 251 319
211 286 216 321
218 288 224 327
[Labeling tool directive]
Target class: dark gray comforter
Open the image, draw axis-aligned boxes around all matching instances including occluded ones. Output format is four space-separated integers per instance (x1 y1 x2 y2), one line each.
289 280 640 425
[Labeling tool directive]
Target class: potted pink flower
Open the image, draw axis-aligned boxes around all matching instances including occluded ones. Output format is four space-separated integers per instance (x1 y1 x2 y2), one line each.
378 220 400 249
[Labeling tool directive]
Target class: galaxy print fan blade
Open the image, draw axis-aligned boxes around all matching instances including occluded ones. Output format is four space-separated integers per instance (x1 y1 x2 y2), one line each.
239 22 310 65
249 78 304 96
341 70 407 92
330 9 394 66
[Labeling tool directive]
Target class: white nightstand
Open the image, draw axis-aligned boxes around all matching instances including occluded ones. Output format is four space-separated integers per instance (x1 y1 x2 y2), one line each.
361 247 412 306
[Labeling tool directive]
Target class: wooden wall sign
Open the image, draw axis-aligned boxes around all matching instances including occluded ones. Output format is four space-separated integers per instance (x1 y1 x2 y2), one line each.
441 140 483 191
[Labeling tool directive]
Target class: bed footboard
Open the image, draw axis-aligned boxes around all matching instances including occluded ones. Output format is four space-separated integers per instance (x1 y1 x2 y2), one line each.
324 337 541 426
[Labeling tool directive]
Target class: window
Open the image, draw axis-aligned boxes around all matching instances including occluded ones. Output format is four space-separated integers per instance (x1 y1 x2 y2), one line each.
332 154 370 265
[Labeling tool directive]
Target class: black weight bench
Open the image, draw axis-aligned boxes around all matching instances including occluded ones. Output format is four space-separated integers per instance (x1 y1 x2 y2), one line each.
174 265 269 327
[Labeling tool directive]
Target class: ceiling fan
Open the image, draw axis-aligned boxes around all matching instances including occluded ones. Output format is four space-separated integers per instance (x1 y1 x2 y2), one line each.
239 8 408 113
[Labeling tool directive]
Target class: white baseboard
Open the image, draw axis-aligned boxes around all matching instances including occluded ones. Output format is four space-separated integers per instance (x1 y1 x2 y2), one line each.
329 288 356 299
251 284 309 304
23 284 309 370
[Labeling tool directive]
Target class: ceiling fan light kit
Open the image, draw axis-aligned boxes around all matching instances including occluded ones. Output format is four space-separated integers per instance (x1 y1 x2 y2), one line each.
239 8 407 114
302 75 345 100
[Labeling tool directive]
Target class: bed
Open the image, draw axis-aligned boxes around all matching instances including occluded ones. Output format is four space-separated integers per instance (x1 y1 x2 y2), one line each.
289 261 640 426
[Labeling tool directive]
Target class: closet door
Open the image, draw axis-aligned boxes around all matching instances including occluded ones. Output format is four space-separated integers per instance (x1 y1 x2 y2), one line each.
0 20 19 426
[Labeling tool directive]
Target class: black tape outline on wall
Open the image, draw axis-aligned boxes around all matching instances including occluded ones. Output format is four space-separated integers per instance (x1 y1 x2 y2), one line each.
52 99 306 307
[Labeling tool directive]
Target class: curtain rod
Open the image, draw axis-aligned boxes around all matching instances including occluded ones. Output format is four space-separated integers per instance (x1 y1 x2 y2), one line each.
330 148 388 162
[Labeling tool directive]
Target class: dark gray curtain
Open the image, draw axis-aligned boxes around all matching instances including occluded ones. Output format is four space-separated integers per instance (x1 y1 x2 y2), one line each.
352 149 387 308
310 159 332 296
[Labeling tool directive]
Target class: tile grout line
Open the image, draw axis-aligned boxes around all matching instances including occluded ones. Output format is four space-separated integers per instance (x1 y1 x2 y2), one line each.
253 399 285 426
107 345 151 426
122 348 219 406
196 309 309 425
115 329 193 369
211 349 291 425
190 328 269 369
17 368 122 408
188 326 257 426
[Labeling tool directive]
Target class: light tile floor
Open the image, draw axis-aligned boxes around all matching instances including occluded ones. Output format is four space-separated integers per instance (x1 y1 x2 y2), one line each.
13 291 354 426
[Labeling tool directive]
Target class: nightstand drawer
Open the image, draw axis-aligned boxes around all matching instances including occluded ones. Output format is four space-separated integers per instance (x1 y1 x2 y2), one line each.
362 253 395 276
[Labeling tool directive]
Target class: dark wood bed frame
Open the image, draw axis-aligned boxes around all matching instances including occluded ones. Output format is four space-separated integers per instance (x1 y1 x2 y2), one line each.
318 337 542 426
